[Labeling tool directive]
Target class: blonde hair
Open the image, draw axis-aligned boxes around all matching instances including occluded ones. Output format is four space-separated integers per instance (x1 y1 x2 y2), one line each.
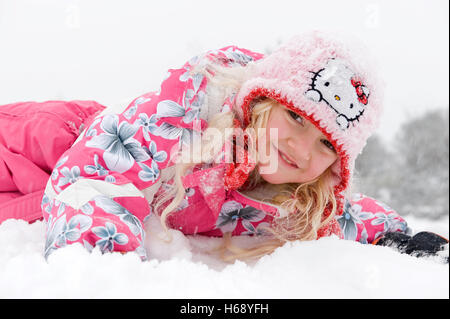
153 63 337 262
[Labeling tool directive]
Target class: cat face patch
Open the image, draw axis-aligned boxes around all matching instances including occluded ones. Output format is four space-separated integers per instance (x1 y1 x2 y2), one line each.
305 58 370 130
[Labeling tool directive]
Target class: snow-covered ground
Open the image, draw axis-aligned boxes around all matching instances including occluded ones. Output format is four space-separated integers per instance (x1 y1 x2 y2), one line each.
0 214 448 299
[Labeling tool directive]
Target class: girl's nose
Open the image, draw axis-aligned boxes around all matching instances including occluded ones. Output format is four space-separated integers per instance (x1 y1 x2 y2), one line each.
287 137 312 165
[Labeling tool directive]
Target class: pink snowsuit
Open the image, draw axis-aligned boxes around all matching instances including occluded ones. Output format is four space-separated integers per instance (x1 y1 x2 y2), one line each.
0 47 409 260
0 100 105 223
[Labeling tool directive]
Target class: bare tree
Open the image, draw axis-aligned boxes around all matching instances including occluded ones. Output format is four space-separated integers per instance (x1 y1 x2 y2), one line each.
355 108 449 220
392 108 449 219
354 134 399 204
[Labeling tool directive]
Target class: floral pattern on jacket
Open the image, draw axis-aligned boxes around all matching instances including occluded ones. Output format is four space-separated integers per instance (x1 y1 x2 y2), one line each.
41 46 408 260
337 194 410 244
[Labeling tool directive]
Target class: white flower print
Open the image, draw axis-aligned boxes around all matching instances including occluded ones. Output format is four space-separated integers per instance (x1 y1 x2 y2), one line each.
242 221 271 236
84 154 108 176
94 195 144 238
216 201 266 234
137 161 160 183
85 114 150 173
336 200 363 241
143 140 167 163
138 140 167 181
85 118 101 137
44 214 92 259
371 212 408 233
124 96 151 120
92 222 129 253
134 113 160 141
154 100 201 147
57 166 81 188
222 47 254 66
51 155 69 180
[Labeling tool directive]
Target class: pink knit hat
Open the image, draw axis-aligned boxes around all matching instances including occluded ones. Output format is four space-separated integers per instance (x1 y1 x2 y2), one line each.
234 31 384 215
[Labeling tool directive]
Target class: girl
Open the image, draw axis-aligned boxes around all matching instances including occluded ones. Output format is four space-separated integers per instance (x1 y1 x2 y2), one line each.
1 31 447 261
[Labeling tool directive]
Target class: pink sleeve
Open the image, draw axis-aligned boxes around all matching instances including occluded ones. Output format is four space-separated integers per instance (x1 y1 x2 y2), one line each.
0 100 105 224
41 46 265 259
42 96 181 261
336 193 411 244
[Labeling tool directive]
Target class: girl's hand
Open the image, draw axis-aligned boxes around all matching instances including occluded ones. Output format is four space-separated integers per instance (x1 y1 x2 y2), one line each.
373 231 449 263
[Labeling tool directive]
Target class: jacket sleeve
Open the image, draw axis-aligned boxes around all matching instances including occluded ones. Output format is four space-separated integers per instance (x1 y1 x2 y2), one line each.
336 193 411 244
41 46 264 260
41 82 190 261
41 100 182 260
149 45 264 131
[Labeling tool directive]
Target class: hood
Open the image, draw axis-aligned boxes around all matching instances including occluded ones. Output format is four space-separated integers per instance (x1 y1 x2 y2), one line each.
234 31 384 214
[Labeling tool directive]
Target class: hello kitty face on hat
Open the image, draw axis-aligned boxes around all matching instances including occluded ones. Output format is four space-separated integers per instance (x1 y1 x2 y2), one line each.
305 58 370 130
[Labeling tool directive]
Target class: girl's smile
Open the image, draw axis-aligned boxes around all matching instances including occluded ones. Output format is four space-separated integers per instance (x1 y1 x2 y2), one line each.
273 144 299 168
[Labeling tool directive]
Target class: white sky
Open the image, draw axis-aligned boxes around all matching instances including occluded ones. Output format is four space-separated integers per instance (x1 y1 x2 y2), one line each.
0 0 448 142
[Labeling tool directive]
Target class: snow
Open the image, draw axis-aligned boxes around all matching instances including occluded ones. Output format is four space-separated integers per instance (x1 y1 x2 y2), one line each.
0 214 448 298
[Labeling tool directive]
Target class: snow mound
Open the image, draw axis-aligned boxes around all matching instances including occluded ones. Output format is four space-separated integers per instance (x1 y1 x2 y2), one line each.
0 215 448 298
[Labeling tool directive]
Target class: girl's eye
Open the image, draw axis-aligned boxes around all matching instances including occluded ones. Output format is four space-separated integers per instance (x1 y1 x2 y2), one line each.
321 139 336 153
287 110 304 125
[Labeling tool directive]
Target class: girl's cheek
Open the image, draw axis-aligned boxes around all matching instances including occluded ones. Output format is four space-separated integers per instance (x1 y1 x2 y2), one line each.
322 150 338 167
314 155 336 176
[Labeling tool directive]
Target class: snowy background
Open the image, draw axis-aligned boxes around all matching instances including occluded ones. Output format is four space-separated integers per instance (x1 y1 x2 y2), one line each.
0 215 448 298
0 0 448 299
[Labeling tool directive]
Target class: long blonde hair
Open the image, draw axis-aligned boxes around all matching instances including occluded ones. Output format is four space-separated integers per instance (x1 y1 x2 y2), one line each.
153 63 337 261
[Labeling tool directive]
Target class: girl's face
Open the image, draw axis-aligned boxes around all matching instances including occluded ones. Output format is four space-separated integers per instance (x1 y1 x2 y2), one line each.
257 104 338 184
